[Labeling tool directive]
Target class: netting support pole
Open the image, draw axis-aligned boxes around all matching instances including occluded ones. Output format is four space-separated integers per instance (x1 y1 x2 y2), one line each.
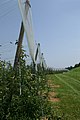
14 21 24 68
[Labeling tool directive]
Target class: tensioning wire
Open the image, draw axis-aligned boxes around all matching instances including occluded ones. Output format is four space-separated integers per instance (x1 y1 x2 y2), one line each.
0 2 17 17
0 6 18 21
0 0 16 7
0 41 16 47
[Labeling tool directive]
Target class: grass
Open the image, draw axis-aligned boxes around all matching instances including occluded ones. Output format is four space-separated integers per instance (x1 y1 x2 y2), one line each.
47 67 80 120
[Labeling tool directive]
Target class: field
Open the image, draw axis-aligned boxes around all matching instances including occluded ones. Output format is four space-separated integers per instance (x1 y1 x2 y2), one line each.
48 67 80 120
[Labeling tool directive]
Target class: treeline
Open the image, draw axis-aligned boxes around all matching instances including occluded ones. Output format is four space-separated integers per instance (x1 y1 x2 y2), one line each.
46 67 68 74
66 62 80 70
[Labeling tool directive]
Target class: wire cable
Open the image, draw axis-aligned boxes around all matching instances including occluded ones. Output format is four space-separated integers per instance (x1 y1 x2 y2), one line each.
0 6 17 21
0 0 17 14
0 49 15 54
0 2 17 16
0 41 16 47
0 0 16 7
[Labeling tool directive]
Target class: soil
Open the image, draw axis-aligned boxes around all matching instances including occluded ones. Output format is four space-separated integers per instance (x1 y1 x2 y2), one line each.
48 80 60 102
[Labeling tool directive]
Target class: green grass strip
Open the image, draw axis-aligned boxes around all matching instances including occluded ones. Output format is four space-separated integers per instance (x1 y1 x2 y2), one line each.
55 74 80 95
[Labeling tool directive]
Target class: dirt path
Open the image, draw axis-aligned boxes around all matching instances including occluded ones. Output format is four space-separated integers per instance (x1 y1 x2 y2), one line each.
48 80 60 102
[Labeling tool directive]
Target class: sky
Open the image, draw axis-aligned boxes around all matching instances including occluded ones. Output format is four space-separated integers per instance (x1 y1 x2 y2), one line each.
0 0 80 68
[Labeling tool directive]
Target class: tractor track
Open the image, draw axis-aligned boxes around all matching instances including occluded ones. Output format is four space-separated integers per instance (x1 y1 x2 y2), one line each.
55 74 80 95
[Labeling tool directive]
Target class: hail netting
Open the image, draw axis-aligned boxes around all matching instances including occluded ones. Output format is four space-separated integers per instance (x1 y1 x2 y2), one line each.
18 0 35 62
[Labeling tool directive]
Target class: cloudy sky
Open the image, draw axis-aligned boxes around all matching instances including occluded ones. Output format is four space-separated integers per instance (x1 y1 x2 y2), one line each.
0 0 80 68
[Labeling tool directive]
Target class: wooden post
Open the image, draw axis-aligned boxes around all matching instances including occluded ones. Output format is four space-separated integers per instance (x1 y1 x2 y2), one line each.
14 22 24 68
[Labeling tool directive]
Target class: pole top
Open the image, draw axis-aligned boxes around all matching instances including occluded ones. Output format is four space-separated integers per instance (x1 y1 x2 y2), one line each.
25 0 31 8
38 43 40 46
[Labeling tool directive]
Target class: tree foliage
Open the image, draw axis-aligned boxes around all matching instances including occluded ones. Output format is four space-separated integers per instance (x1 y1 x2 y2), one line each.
0 48 55 120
